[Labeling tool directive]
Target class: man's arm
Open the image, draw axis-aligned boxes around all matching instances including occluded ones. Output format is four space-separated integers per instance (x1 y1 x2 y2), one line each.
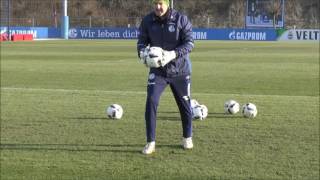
137 18 150 58
174 15 194 58
160 15 193 67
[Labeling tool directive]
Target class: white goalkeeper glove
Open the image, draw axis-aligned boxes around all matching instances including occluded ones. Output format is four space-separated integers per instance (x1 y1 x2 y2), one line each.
160 50 177 67
139 47 150 65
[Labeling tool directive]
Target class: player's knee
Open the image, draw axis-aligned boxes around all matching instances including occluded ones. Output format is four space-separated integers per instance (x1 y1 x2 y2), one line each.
147 95 160 106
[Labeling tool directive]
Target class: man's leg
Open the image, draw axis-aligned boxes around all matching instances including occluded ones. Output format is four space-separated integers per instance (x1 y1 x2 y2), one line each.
169 75 192 138
145 73 167 142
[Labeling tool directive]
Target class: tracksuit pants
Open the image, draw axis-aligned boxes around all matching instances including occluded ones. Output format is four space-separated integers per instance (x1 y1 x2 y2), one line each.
145 73 193 142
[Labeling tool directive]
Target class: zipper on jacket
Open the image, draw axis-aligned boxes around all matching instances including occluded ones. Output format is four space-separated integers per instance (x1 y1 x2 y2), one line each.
161 23 168 75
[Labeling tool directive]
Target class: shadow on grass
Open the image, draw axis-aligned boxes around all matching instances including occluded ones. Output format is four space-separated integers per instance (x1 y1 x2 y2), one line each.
65 111 241 122
66 117 109 120
157 116 180 121
157 144 181 149
207 112 241 119
156 111 180 121
157 112 242 121
0 143 141 153
0 143 184 153
158 111 179 114
68 116 181 122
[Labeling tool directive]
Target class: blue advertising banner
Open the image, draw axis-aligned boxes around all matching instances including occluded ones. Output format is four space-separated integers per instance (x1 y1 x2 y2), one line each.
68 27 277 41
1 26 277 41
0 27 60 39
68 27 139 39
193 28 277 41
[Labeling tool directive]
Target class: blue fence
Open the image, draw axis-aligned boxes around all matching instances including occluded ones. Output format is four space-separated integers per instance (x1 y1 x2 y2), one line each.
1 26 277 41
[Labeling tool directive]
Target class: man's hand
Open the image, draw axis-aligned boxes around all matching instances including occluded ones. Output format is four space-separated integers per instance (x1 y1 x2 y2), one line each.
160 50 176 67
139 47 150 65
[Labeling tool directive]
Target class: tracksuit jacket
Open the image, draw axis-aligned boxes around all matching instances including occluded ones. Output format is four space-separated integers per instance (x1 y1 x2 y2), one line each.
137 9 194 77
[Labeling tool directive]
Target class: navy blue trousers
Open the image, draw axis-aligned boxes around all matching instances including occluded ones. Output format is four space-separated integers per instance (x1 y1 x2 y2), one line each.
145 73 193 142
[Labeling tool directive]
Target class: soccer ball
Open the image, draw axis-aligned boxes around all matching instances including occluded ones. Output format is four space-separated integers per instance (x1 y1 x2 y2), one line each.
224 100 240 114
192 104 208 120
242 103 257 118
106 104 123 119
190 99 200 108
146 47 163 68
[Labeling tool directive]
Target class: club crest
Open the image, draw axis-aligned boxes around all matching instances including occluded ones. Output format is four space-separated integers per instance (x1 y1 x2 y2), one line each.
148 73 155 80
168 25 175 32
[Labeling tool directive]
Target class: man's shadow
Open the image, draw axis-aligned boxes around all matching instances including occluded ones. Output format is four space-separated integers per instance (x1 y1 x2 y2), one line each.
0 143 141 153
0 143 184 154
157 111 241 120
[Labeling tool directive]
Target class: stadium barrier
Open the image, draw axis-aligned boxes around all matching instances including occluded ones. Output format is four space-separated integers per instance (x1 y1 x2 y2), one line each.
0 26 319 41
68 28 278 41
0 27 60 39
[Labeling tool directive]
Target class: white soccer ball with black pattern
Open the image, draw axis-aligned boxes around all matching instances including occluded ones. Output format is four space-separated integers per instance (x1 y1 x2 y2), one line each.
192 104 208 120
146 46 163 68
224 100 240 114
190 99 200 108
242 103 257 118
106 104 123 119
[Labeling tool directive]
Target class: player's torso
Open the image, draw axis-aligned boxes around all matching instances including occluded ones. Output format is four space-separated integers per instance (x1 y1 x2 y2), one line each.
145 11 191 77
147 12 181 51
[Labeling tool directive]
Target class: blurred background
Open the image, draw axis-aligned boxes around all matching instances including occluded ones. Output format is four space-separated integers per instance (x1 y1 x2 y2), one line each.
0 0 319 29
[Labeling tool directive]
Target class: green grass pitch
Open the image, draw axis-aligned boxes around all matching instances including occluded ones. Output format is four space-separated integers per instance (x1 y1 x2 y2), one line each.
1 40 319 180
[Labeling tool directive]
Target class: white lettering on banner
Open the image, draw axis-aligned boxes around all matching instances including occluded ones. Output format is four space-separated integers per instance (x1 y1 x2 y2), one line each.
80 29 95 38
192 32 207 40
98 30 120 38
279 29 319 41
9 30 37 38
122 29 139 38
229 31 266 40
295 30 319 40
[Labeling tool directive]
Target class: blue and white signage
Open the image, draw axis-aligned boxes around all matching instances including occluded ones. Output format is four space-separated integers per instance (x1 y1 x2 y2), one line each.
193 28 277 41
3 26 307 41
0 27 60 38
68 28 139 39
68 27 277 41
277 29 319 41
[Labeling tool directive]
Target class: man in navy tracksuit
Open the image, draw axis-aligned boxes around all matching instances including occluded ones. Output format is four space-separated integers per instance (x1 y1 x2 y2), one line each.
137 0 194 155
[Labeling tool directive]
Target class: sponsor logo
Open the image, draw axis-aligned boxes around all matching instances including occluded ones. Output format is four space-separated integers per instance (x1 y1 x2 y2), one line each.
229 31 267 41
147 73 156 85
279 29 319 41
287 31 293 39
192 32 207 40
168 25 175 32
7 29 37 38
295 30 319 40
148 73 155 80
69 28 77 38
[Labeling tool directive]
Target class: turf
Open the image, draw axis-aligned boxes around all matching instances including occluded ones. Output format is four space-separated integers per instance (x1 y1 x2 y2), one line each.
1 40 319 180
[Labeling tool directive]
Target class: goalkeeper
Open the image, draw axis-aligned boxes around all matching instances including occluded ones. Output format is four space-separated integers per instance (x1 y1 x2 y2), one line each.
137 0 194 155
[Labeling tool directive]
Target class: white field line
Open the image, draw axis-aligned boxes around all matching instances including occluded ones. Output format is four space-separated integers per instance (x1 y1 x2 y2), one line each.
1 87 318 98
